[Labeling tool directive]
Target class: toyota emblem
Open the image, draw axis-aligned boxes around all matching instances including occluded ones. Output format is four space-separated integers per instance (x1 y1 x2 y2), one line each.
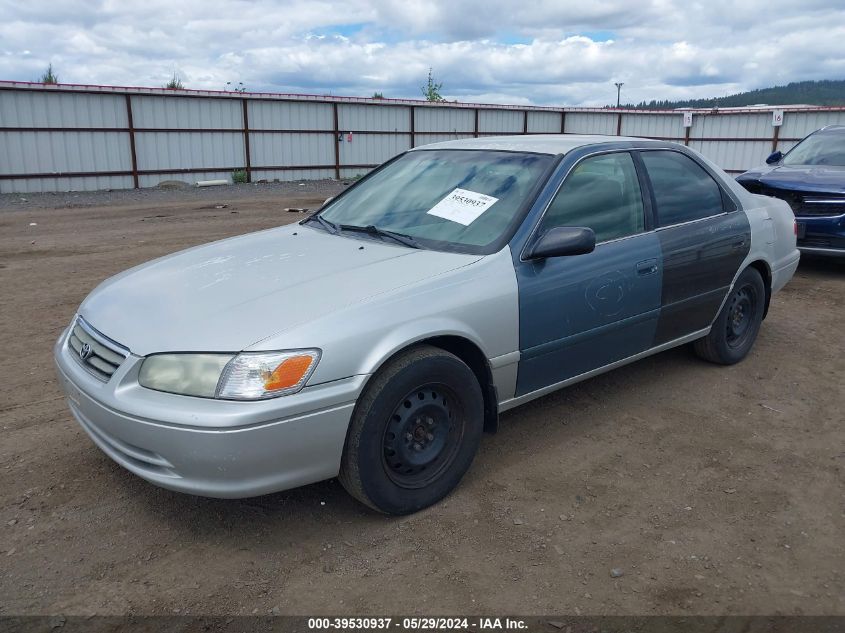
79 342 93 361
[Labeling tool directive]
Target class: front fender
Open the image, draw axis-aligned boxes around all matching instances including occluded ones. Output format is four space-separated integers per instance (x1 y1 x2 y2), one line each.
250 247 521 394
356 318 490 378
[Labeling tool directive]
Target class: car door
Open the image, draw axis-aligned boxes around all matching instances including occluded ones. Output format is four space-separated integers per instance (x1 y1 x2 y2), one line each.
513 151 662 397
637 150 751 345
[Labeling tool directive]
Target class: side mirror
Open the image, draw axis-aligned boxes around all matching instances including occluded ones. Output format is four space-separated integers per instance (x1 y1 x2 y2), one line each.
765 151 783 165
525 226 596 259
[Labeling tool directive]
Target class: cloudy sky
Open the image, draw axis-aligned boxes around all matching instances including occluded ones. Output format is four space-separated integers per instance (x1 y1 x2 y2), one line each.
1 0 844 106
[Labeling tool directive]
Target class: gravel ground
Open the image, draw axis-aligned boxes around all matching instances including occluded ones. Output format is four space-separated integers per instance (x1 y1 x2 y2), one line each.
0 189 843 617
0 179 348 212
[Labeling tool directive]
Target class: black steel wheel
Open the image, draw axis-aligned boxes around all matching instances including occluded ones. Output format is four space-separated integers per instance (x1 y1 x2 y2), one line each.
339 345 484 515
693 266 766 365
382 383 463 489
725 284 757 350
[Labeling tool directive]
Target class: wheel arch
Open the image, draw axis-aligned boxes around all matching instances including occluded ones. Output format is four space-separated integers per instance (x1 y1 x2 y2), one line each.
361 334 499 434
746 259 773 318
422 335 499 434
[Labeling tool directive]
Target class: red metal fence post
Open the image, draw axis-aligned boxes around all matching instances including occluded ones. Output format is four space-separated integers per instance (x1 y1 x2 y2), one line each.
124 94 139 189
333 102 341 180
242 99 252 183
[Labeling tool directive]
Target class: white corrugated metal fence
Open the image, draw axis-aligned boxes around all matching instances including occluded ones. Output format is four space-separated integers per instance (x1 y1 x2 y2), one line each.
1 81 844 193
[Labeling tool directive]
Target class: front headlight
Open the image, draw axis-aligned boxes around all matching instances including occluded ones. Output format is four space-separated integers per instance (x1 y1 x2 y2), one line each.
139 354 233 398
138 349 321 400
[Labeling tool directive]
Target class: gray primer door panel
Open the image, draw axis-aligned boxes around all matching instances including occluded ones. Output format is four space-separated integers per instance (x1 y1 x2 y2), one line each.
636 148 752 345
653 214 751 345
514 232 662 396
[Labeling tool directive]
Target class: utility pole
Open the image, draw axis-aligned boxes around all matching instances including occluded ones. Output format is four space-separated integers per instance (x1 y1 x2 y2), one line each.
614 82 624 108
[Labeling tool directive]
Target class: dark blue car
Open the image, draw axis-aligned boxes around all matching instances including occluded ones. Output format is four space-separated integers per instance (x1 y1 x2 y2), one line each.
737 125 845 257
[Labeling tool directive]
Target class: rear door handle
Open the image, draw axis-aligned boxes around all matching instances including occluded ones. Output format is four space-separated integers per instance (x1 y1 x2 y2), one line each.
732 238 747 249
636 259 659 276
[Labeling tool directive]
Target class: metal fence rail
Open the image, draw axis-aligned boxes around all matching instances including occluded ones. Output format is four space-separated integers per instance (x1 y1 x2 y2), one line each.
2 81 844 193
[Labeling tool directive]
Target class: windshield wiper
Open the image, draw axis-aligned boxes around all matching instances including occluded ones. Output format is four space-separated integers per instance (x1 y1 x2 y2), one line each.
339 224 421 249
305 215 420 249
304 213 340 234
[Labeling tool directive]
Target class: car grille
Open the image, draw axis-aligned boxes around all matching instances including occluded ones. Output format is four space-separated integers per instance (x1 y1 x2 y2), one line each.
800 237 833 248
794 195 845 217
756 185 845 217
67 317 128 381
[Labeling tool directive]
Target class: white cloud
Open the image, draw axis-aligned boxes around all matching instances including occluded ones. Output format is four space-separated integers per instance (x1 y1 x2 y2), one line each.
0 0 842 105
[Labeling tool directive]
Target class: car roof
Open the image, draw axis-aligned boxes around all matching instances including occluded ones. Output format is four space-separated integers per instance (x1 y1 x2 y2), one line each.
412 134 669 155
818 125 845 134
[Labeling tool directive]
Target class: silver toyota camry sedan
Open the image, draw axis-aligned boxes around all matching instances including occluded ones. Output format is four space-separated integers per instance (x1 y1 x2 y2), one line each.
55 135 800 514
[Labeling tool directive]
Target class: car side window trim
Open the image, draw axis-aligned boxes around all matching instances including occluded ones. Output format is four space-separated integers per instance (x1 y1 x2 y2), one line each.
631 151 657 231
633 148 741 230
520 149 651 261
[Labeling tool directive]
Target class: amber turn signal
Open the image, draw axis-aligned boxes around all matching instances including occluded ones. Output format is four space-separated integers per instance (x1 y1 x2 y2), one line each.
262 355 316 391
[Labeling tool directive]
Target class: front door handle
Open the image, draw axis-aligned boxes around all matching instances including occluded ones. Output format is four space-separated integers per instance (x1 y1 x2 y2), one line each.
636 258 659 276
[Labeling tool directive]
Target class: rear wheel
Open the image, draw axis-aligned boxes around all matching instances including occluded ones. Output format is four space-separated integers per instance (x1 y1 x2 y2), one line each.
693 267 766 365
339 345 484 515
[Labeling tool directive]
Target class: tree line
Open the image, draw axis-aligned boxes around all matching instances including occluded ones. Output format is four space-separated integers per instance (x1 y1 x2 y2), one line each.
618 79 845 109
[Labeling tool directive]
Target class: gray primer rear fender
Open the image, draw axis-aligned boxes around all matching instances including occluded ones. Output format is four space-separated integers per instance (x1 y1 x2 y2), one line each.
249 246 522 400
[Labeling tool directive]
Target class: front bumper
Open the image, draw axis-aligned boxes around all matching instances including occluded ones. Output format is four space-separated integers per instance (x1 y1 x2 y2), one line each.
54 327 363 498
796 212 845 257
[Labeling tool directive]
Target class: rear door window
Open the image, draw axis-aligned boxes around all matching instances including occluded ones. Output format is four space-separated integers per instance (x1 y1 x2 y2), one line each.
641 150 725 226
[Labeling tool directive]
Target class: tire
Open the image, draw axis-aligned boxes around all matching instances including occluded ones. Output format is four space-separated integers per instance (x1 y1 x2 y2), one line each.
339 345 484 515
693 267 766 365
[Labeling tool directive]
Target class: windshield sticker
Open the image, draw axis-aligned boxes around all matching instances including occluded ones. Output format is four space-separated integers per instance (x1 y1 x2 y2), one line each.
426 188 499 226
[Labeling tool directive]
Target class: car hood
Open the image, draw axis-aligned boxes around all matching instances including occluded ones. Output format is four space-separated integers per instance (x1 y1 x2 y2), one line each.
80 224 481 356
739 163 845 194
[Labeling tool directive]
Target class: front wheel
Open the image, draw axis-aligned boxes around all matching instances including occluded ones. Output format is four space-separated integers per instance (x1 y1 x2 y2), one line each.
339 345 484 515
693 267 766 365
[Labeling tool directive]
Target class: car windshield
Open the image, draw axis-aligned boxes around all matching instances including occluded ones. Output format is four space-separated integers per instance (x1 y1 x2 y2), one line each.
783 132 845 166
315 150 554 252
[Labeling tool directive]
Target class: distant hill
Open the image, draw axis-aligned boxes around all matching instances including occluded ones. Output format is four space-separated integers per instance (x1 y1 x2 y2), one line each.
623 79 845 110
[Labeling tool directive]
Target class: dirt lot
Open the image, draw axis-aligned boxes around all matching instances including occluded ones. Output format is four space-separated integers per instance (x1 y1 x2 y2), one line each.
0 184 842 617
